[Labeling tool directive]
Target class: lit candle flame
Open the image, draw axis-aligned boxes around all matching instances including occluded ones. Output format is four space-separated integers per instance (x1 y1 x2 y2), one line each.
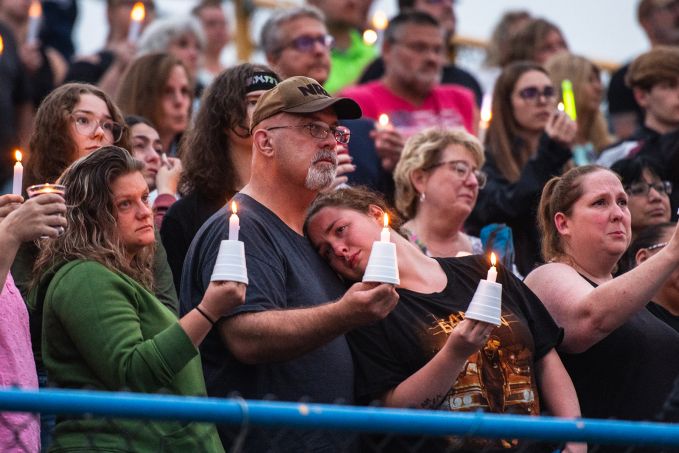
480 94 492 123
231 200 237 214
371 11 389 30
29 1 42 18
15 150 22 163
0 35 4 55
131 2 145 21
362 29 377 46
378 113 390 128
383 213 389 228
490 252 497 267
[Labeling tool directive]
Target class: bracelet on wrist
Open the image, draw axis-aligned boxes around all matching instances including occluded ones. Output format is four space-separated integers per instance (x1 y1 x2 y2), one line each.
195 305 216 325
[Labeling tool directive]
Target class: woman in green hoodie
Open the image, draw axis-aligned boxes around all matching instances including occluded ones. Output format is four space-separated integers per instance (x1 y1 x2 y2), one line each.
30 146 244 452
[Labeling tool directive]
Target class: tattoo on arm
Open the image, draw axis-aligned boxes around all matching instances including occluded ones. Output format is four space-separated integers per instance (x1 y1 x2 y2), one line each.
419 394 445 409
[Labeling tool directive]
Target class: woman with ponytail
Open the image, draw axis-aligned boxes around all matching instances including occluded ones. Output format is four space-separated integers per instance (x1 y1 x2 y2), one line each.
524 165 679 427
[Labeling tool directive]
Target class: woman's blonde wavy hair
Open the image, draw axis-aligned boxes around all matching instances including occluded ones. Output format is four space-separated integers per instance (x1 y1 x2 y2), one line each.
32 146 155 291
393 127 485 219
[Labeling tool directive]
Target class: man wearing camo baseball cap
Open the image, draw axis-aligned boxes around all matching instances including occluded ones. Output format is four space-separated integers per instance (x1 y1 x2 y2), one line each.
182 75 399 451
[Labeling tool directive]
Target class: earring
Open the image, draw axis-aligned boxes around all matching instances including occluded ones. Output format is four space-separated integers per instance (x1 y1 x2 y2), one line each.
419 192 426 202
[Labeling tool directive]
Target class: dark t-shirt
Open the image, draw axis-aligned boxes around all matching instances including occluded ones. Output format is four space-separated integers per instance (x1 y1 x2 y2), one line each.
179 193 354 451
647 302 679 334
347 255 561 451
560 279 679 422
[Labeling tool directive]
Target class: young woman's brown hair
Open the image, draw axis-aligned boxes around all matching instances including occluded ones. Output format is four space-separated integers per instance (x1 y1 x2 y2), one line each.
26 83 129 188
486 61 547 182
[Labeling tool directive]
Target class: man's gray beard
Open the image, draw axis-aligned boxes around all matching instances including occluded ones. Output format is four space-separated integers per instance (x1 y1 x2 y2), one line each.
305 164 336 191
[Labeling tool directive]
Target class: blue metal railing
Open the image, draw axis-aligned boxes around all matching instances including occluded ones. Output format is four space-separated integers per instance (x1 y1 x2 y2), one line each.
0 388 678 447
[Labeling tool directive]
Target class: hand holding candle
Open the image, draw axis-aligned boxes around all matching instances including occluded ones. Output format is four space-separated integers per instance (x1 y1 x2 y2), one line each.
363 211 399 284
228 201 239 241
127 2 146 43
12 150 23 196
211 200 248 284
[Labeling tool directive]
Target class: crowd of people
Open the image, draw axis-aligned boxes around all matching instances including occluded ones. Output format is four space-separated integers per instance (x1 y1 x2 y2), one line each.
2 0 679 452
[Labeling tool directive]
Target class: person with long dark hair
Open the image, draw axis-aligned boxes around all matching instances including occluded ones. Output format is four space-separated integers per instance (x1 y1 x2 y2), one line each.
160 63 279 291
468 61 577 275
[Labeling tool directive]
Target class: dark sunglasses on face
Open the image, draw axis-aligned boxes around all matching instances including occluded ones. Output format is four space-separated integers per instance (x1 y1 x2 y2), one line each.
625 181 673 197
516 85 556 102
283 34 334 53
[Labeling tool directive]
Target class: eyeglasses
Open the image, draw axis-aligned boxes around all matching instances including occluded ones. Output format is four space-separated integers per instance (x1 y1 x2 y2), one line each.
423 159 487 189
646 242 668 252
282 34 334 53
395 41 445 56
71 112 124 143
266 123 351 145
516 86 556 103
625 181 672 197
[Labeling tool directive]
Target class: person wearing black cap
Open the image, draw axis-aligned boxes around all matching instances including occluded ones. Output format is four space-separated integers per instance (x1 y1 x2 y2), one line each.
180 76 399 451
160 63 279 293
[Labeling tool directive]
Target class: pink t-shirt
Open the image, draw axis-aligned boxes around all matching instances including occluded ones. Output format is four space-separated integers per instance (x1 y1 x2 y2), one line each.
340 81 476 138
0 273 39 452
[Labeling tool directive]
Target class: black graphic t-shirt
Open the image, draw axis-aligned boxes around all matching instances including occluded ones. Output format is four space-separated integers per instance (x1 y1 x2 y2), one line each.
347 255 562 451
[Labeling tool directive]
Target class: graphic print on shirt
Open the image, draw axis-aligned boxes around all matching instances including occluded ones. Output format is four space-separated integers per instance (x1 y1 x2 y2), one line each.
429 308 539 415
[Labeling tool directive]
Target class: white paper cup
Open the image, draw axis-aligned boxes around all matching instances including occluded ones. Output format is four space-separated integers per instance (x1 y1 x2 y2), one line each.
362 241 400 285
465 279 502 326
211 240 248 284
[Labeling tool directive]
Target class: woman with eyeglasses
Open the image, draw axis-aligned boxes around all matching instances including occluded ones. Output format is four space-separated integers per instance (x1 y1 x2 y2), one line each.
612 156 672 274
24 83 128 188
468 61 577 276
630 222 679 333
524 165 679 427
18 83 176 312
303 186 584 453
393 128 488 259
612 156 672 238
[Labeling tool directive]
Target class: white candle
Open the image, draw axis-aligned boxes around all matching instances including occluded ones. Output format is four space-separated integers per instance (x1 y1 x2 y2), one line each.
26 1 42 45
127 2 146 43
380 213 390 242
478 94 492 144
228 201 239 241
12 150 23 195
487 252 498 283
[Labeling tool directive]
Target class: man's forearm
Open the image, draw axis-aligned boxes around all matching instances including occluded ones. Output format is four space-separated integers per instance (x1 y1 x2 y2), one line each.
219 301 351 364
